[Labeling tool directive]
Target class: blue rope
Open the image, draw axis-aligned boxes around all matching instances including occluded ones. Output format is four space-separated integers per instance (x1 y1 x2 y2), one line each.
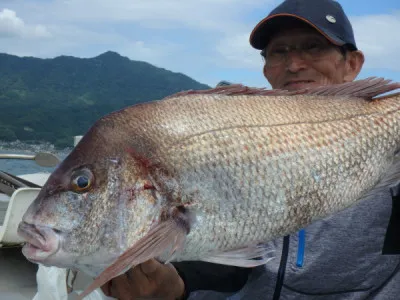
296 229 306 267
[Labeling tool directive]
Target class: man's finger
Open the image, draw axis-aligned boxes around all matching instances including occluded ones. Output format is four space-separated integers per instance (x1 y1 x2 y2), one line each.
100 280 112 297
139 259 163 276
107 273 139 300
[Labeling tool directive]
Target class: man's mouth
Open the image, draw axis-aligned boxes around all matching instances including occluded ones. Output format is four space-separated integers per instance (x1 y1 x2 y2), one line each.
17 221 60 262
284 80 315 89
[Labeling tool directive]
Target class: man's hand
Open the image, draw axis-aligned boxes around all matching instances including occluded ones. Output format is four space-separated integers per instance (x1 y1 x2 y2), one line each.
100 259 185 300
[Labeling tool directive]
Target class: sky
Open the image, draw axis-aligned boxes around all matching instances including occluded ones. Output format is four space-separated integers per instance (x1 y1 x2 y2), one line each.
0 0 399 88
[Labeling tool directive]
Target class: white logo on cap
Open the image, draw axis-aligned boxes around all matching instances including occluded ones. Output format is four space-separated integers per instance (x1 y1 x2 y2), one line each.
326 15 336 23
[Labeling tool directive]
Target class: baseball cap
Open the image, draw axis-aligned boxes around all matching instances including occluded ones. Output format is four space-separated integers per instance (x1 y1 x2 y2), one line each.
249 0 357 51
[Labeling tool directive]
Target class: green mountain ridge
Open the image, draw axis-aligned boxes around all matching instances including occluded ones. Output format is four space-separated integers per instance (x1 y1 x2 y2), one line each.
0 51 210 148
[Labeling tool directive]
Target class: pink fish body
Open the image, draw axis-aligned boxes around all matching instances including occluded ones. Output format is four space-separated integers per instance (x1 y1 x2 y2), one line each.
17 77 400 299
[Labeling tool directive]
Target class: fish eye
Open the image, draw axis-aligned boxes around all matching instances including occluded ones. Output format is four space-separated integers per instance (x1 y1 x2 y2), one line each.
71 169 94 193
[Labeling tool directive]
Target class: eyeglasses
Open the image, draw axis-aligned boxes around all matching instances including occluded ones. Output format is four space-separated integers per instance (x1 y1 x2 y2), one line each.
261 39 344 68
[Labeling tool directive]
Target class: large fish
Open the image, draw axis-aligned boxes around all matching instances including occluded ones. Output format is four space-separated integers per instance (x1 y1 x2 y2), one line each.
18 77 400 299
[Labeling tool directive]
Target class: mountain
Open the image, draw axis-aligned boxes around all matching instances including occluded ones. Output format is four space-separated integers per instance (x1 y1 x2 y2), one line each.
0 51 210 148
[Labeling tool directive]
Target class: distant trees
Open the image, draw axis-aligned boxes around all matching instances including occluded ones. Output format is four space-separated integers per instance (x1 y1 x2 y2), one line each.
0 51 209 148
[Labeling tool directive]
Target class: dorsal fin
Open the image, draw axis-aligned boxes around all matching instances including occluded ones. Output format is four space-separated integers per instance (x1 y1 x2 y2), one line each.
164 77 400 101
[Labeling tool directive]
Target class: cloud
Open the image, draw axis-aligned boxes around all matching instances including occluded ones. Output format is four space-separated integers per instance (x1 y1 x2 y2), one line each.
5 0 272 33
0 8 51 38
215 32 263 70
0 0 274 83
0 1 398 87
0 23 177 62
113 39 186 67
351 13 400 71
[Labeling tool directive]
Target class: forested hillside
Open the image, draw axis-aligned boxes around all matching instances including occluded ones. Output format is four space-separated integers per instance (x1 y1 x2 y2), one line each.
0 51 210 148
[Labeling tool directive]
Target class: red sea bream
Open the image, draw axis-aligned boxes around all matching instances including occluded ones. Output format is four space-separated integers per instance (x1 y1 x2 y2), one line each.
17 78 400 299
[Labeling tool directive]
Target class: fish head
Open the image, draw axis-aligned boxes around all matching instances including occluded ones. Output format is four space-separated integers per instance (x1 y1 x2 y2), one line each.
17 115 163 275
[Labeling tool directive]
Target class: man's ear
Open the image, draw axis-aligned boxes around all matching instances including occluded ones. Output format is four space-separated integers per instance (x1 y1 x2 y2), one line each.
344 50 365 82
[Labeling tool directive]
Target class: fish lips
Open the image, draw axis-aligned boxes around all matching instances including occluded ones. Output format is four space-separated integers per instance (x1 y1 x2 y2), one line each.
17 222 60 263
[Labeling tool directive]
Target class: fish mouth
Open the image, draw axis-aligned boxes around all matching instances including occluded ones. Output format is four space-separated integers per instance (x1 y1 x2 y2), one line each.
17 221 60 263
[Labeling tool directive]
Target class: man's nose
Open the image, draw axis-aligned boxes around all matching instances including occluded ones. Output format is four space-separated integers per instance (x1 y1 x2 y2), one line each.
285 52 307 72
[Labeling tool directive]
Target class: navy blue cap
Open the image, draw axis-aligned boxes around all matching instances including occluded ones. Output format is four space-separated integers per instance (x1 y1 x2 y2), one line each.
249 0 357 51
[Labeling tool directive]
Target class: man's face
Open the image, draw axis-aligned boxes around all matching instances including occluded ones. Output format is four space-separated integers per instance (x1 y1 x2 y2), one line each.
262 26 363 90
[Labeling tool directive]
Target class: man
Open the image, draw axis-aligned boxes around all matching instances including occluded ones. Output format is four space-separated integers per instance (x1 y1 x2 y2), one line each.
101 0 400 299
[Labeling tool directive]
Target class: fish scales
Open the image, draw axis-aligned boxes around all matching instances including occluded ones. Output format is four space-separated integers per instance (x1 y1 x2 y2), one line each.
160 107 399 258
16 78 400 299
91 84 400 258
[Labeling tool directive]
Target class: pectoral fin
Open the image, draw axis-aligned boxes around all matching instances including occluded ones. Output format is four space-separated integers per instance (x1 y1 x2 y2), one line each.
76 218 187 300
200 244 275 267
